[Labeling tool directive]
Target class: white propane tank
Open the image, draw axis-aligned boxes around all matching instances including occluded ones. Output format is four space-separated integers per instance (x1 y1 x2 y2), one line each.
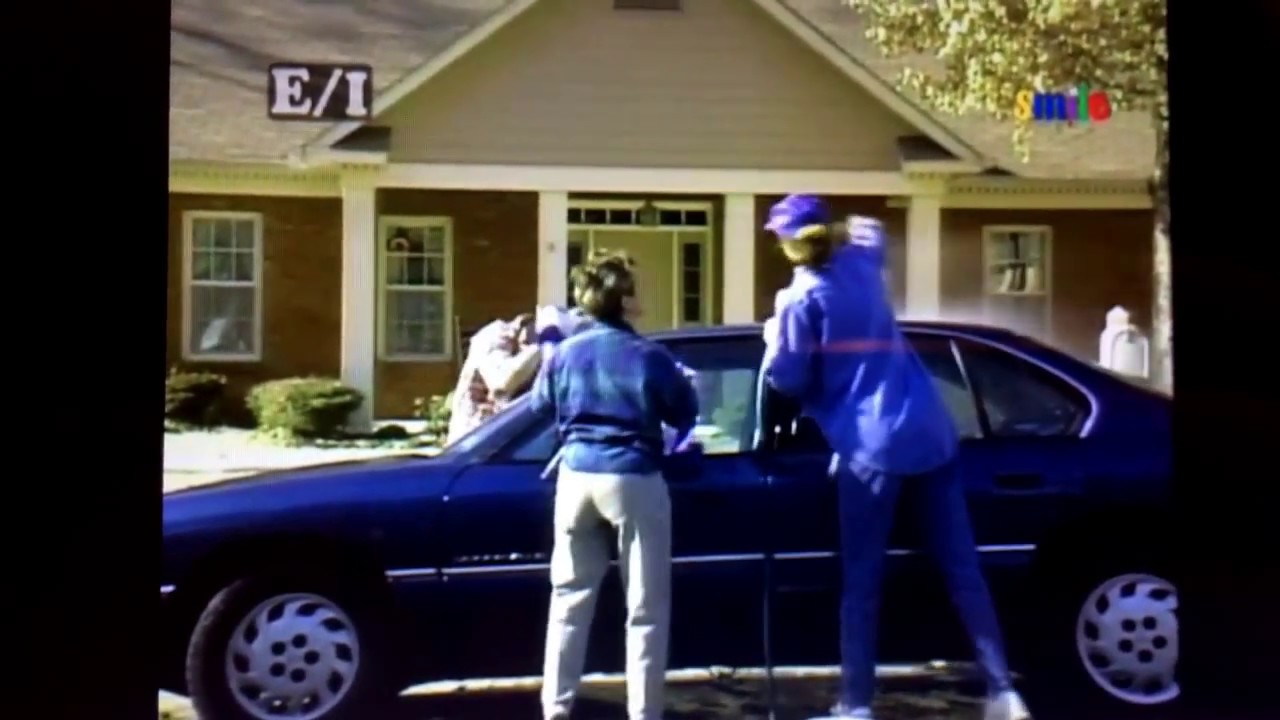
1098 306 1150 378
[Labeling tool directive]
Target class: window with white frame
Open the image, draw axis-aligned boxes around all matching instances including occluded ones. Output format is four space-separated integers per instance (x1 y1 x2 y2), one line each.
183 211 262 360
983 226 1051 296
379 217 451 359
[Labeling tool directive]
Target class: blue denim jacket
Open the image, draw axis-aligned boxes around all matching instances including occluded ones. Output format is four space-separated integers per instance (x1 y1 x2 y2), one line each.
763 242 957 476
531 319 699 476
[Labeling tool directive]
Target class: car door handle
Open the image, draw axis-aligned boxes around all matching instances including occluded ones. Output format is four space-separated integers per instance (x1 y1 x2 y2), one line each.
993 473 1044 491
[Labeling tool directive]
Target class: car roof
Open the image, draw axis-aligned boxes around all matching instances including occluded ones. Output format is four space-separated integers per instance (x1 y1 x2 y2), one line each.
646 320 1024 344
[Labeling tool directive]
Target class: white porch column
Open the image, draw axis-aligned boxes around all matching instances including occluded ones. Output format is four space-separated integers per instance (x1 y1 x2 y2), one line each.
722 193 756 323
904 186 944 319
537 191 570 306
340 172 377 430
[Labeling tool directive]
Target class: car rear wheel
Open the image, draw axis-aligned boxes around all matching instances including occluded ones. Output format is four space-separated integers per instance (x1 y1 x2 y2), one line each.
1023 551 1180 718
186 577 393 720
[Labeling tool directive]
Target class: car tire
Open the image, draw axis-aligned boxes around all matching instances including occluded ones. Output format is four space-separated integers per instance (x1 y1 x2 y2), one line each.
1020 547 1181 719
186 576 395 720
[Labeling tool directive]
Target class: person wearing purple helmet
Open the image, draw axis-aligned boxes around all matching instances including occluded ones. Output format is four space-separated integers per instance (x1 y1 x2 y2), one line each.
762 194 1031 720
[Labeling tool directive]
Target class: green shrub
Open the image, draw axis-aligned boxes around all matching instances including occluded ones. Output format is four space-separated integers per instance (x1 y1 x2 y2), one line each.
165 368 227 426
247 377 364 438
413 392 453 443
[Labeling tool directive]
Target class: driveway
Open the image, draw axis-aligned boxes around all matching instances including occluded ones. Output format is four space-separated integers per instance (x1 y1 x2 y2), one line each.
160 666 989 719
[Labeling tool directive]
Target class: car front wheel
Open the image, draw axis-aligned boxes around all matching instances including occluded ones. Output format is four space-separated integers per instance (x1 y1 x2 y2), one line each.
186 577 392 720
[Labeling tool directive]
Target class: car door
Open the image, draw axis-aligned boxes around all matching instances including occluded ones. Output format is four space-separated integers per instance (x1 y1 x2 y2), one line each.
939 332 1094 552
437 333 771 678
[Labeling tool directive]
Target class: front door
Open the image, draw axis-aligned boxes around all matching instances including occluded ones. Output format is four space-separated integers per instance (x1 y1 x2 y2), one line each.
590 228 675 334
566 201 713 332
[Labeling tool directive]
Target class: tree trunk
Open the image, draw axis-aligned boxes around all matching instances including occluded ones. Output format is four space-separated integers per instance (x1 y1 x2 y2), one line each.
1149 102 1172 391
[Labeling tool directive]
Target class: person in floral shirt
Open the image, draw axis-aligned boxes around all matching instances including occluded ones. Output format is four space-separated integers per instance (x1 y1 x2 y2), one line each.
445 314 540 444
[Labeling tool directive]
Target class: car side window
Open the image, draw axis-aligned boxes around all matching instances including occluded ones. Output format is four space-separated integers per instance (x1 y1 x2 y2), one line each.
497 335 764 461
906 333 983 440
954 338 1089 437
664 337 763 455
503 415 560 463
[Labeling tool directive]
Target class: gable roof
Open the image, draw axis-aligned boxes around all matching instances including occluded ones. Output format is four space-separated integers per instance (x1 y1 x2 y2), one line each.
170 0 1155 179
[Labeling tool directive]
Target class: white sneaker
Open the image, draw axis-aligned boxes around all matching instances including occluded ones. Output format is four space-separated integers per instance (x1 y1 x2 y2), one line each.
807 703 876 719
984 690 1032 720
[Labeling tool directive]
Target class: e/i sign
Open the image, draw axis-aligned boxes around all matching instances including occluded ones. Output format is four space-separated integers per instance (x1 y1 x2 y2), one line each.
267 63 373 121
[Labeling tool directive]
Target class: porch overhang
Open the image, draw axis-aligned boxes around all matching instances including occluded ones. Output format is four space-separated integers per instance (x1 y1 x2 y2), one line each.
288 148 914 195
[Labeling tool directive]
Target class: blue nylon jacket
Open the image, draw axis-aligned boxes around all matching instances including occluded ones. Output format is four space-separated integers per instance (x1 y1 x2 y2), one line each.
763 240 958 477
530 319 699 476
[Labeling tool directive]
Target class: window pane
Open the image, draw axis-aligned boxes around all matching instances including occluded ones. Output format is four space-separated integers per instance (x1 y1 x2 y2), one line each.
682 296 701 324
405 257 426 285
189 286 255 355
566 242 585 308
583 208 606 224
388 256 428 286
233 220 256 249
387 227 425 254
191 250 213 281
212 219 234 249
424 225 446 253
659 209 682 226
567 208 583 224
681 242 702 269
425 256 446 286
232 250 254 282
986 230 1048 295
192 220 215 250
907 334 982 439
684 210 708 226
386 291 446 355
957 339 1087 437
212 250 234 281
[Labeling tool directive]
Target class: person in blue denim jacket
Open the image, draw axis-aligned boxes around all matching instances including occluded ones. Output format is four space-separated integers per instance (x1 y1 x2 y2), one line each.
532 251 699 720
762 195 1031 720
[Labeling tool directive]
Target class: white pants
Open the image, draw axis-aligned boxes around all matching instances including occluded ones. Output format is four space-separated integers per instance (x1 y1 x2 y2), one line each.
541 467 673 720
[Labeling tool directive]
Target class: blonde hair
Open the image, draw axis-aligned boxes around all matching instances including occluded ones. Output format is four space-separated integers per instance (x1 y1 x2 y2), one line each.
777 223 841 268
569 249 636 322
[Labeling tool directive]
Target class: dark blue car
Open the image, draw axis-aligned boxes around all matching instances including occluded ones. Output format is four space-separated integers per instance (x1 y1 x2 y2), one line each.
161 321 1176 720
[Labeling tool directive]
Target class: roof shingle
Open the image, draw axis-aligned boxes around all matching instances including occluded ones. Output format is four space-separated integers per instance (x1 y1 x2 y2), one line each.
169 0 1155 179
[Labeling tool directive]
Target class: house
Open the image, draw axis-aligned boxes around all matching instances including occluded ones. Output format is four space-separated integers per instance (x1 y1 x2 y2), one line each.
169 0 1157 426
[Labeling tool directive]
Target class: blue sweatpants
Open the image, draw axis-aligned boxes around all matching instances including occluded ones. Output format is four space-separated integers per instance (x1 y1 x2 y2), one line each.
834 459 1014 710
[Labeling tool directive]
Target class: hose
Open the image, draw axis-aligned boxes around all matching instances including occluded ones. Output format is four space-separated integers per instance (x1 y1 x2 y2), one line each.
762 535 779 720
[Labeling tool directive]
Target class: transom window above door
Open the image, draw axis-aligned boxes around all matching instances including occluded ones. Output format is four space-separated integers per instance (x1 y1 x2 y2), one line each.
378 216 452 360
182 211 263 361
567 205 709 228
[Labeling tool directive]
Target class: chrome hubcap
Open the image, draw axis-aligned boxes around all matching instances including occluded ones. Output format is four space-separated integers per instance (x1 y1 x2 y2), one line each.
1076 573 1179 704
225 593 360 720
